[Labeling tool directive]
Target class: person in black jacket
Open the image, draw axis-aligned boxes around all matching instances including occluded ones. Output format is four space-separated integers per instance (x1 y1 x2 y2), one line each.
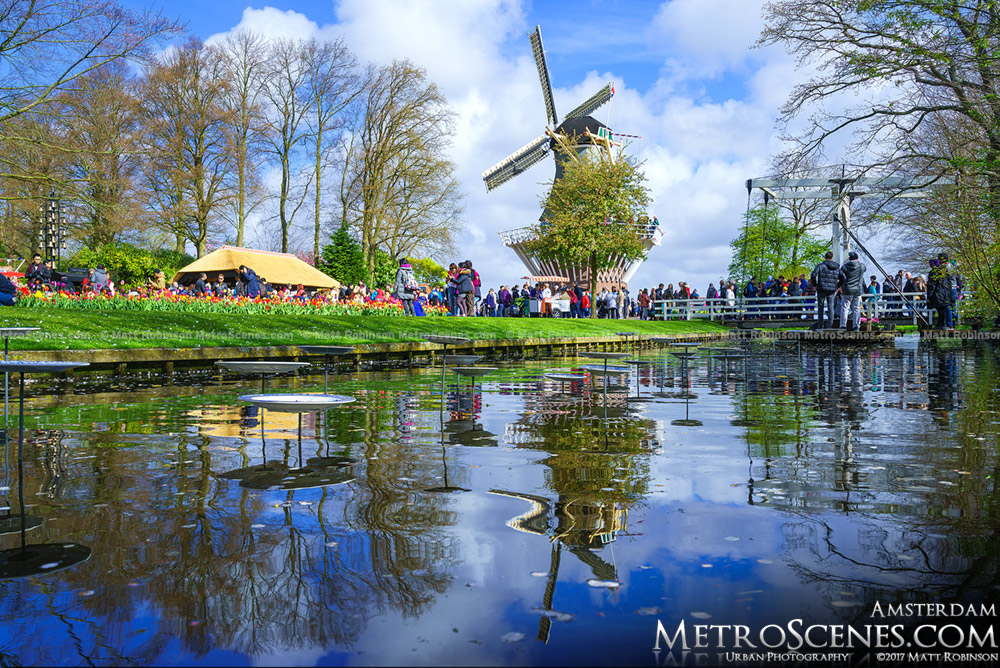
810 252 840 328
927 258 955 329
194 272 209 296
25 254 50 291
838 251 867 330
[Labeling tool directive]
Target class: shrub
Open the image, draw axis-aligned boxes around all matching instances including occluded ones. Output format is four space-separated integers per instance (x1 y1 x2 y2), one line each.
67 243 194 288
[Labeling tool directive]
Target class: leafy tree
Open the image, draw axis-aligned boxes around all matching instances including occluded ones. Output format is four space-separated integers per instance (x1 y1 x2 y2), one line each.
523 135 651 317
759 0 1000 317
407 257 447 286
729 205 828 285
372 250 397 291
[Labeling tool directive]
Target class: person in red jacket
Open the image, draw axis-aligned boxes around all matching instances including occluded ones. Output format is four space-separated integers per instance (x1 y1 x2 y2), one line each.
581 291 591 318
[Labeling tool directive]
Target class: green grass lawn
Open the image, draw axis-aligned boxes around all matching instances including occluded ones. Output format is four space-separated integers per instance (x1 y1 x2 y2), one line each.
0 310 728 351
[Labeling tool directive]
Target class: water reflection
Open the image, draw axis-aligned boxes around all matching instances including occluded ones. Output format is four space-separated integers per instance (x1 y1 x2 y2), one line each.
0 425 91 579
0 342 999 664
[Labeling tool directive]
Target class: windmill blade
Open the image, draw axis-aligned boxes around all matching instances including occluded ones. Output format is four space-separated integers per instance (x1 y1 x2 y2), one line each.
529 26 558 126
564 82 614 120
482 133 551 191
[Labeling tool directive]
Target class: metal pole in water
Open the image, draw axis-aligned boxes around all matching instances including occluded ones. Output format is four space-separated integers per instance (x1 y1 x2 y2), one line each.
260 409 267 469
603 358 608 406
17 373 25 547
4 335 8 427
441 344 448 412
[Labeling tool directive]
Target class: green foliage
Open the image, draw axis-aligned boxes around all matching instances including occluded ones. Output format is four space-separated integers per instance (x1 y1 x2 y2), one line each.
729 206 828 285
407 257 447 286
525 140 652 317
320 223 396 288
319 224 367 286
67 243 193 287
372 250 396 290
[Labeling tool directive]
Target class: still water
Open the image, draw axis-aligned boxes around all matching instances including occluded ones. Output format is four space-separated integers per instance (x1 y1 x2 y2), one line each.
0 337 998 666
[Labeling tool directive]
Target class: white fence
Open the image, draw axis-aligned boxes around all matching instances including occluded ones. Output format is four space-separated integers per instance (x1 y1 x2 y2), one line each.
649 292 965 324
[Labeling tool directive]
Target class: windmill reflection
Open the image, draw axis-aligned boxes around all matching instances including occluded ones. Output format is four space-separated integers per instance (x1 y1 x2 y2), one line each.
489 488 624 643
492 389 655 643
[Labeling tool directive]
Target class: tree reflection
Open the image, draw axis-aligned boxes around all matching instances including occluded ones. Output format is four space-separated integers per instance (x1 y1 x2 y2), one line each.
746 344 1000 618
0 383 464 664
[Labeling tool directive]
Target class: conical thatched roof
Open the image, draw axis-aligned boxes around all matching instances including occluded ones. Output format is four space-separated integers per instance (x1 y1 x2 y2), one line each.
171 246 340 290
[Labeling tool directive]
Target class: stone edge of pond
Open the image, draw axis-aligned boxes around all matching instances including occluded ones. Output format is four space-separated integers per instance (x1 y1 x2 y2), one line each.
9 332 730 375
6 328 916 377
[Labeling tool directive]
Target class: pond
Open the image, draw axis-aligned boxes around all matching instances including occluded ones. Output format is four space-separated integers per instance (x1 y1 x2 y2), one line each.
0 336 998 666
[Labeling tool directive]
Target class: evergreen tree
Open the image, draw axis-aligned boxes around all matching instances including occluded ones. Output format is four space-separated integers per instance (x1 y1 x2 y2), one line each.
319 223 366 285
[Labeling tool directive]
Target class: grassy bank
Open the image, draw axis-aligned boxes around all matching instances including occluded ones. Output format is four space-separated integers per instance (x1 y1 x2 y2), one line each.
0 310 728 351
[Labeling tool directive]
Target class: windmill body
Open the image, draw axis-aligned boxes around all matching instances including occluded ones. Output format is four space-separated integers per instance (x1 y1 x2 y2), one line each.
483 26 662 288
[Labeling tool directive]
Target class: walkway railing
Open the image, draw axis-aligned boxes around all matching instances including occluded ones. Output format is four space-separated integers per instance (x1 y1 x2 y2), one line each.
649 292 966 324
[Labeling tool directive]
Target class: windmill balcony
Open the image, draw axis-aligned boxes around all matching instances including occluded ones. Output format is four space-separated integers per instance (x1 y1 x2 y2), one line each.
499 220 663 246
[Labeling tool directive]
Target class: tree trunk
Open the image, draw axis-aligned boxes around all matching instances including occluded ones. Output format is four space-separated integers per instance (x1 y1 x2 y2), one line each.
589 251 598 319
175 233 185 254
314 128 322 263
280 152 290 253
236 150 246 247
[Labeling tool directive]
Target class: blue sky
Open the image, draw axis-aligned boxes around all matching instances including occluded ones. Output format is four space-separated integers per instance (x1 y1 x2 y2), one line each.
129 0 816 291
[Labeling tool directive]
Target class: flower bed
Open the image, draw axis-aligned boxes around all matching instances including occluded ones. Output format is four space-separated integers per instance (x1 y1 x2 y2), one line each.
15 290 448 317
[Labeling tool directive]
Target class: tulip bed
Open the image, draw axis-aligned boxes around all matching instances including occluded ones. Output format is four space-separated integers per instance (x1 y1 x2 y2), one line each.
15 290 449 317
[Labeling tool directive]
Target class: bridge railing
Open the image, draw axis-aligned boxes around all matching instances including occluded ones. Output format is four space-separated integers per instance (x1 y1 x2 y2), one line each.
649 292 967 324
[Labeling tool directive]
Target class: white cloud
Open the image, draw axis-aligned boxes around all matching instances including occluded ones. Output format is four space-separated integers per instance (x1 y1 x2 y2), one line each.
648 0 768 77
207 6 321 45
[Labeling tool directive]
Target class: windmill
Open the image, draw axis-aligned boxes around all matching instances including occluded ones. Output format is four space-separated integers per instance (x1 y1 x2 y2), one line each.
483 26 662 289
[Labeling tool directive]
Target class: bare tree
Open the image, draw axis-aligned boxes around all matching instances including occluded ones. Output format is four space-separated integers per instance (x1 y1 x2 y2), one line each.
139 38 233 257
261 39 313 253
56 61 146 246
214 29 270 247
767 151 836 267
352 60 463 280
759 1 1000 208
0 112 64 255
379 154 463 261
302 37 362 262
0 0 183 125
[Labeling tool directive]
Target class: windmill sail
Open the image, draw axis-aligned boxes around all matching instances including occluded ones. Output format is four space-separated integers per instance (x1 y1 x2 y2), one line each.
482 133 550 191
564 83 614 121
529 26 558 126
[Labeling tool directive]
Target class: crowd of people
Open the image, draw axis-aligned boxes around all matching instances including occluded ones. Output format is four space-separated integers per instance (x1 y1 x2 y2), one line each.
416 251 962 330
1 250 965 330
